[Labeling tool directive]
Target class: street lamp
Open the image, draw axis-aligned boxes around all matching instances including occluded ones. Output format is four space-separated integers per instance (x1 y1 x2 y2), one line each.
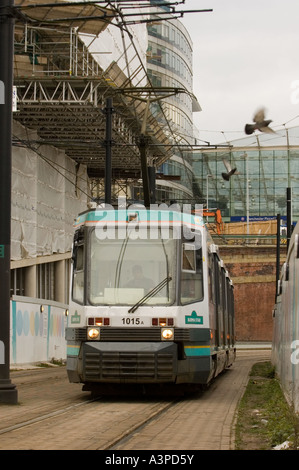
0 0 18 403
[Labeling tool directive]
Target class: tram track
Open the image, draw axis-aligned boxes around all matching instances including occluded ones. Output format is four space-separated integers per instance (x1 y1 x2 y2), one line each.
102 398 182 451
0 397 98 436
0 350 271 450
0 387 180 449
0 367 184 450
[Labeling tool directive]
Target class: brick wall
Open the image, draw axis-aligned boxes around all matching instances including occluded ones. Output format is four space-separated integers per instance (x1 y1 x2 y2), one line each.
219 245 286 342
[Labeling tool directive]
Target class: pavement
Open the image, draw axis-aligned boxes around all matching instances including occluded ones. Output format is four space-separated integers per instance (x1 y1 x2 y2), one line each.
113 349 272 451
0 348 272 450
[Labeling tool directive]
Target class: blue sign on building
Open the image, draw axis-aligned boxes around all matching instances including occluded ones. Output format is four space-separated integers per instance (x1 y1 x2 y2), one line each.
230 216 287 223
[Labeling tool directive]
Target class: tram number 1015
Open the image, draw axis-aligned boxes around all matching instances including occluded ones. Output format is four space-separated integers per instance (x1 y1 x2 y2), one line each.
122 317 144 325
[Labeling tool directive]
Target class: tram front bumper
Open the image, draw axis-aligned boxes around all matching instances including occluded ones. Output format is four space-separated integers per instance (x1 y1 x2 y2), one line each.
82 341 178 384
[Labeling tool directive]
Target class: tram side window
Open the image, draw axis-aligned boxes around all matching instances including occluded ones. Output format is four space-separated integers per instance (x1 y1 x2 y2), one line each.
223 274 230 345
215 261 225 347
72 244 84 304
208 253 216 305
227 282 234 345
181 243 203 304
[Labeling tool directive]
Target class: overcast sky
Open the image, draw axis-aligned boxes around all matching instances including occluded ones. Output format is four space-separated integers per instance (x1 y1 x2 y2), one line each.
180 0 299 144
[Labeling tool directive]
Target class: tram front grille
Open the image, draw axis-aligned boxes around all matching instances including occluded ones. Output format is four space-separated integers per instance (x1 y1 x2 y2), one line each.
84 350 175 381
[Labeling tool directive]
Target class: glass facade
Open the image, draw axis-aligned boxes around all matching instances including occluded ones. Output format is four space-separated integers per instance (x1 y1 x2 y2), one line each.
193 126 299 221
145 6 197 203
147 19 193 137
147 38 192 86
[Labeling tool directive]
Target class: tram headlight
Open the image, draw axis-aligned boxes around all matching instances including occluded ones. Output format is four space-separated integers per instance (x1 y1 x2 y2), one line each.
161 328 174 341
87 327 100 340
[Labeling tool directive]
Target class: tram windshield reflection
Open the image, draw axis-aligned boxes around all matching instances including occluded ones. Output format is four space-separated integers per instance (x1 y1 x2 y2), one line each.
88 228 177 306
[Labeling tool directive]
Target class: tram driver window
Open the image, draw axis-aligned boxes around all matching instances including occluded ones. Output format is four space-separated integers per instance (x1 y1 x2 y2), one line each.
181 243 204 304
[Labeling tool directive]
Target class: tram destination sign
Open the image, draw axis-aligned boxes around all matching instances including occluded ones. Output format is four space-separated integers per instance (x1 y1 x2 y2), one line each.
185 311 203 325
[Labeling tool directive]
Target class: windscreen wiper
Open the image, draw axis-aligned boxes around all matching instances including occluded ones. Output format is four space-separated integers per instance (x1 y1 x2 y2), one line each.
128 276 172 314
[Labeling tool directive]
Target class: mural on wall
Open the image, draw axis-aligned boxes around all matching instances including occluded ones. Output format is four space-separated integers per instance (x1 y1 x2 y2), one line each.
11 300 68 365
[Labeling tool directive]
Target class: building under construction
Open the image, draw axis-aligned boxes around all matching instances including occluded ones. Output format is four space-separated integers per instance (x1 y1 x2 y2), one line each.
10 0 203 307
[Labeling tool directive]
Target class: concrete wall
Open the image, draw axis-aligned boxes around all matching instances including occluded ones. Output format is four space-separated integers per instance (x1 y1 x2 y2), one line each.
10 296 69 366
220 245 286 342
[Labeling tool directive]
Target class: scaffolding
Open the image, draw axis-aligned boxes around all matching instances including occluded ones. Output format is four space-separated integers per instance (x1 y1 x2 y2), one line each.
13 0 178 200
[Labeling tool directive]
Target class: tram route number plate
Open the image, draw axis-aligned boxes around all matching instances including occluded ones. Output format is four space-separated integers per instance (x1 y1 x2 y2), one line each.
121 317 144 325
113 317 150 327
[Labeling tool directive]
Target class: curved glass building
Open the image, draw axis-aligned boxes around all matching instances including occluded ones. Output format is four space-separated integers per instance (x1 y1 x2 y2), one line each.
141 1 201 204
192 126 299 221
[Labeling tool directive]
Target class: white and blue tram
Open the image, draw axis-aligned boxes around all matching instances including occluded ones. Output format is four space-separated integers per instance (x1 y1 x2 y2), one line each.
66 205 236 393
272 221 299 412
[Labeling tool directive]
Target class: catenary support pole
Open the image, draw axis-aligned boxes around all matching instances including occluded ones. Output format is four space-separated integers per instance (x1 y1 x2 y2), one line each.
104 97 113 205
148 166 156 204
0 0 18 403
138 134 151 208
287 187 291 251
275 213 280 301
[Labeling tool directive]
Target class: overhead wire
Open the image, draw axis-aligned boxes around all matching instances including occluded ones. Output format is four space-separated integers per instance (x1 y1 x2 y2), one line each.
107 1 197 200
17 1 299 206
193 115 299 139
13 0 213 205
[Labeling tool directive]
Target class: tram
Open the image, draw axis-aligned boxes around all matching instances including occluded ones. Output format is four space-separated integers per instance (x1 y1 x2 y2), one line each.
66 204 236 393
272 221 299 411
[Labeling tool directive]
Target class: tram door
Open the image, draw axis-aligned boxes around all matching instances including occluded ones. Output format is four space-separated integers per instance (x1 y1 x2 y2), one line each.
208 252 217 347
212 254 224 348
227 282 235 346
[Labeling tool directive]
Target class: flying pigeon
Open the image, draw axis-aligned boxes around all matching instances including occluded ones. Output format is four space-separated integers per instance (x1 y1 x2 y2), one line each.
245 108 275 135
222 159 238 181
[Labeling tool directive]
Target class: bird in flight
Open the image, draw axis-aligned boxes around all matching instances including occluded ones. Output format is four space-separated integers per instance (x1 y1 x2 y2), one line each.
222 159 239 181
245 108 275 135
